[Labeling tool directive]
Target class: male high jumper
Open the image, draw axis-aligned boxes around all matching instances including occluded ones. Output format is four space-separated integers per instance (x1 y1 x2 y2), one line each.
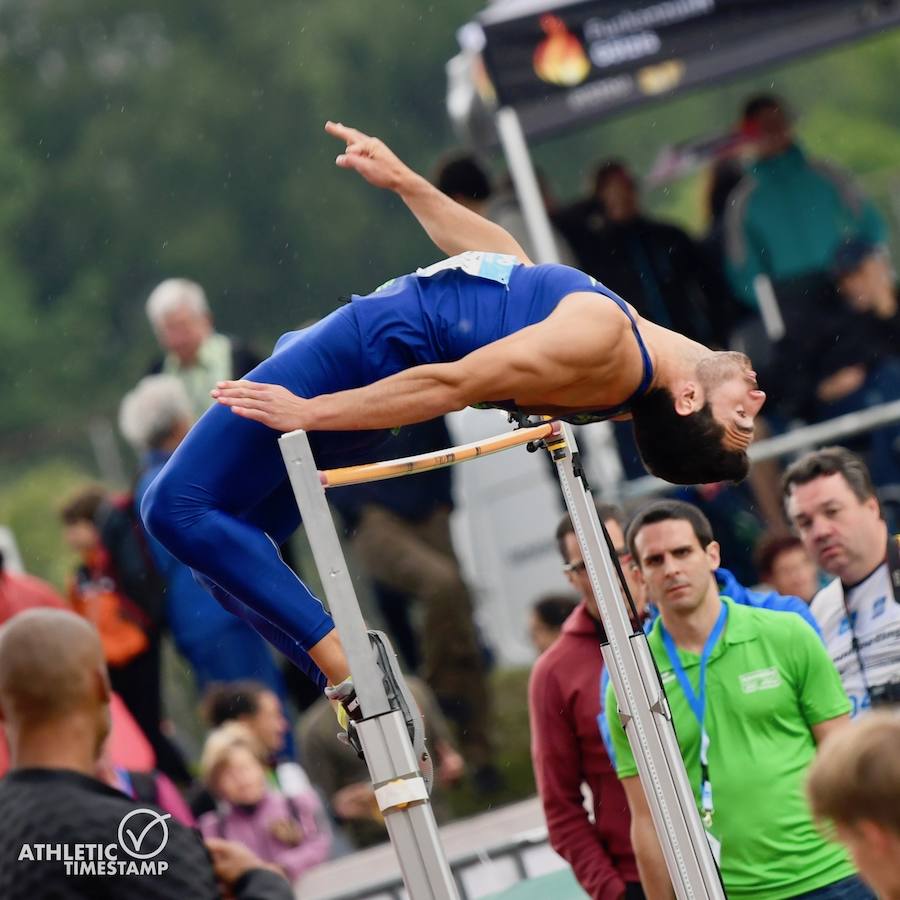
142 122 766 746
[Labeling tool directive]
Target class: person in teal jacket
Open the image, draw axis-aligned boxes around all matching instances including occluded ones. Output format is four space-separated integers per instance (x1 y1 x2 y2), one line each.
724 94 886 307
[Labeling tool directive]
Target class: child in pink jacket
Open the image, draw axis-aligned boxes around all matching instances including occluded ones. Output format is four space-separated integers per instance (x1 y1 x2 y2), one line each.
199 723 331 883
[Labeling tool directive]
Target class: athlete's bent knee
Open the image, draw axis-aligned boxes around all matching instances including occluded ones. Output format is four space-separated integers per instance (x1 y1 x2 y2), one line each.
141 469 187 554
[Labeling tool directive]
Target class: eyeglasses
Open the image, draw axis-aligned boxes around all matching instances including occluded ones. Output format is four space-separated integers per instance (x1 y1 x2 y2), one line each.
563 548 631 573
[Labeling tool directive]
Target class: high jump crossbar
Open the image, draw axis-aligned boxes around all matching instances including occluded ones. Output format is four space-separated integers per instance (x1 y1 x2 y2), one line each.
282 418 724 900
319 420 559 488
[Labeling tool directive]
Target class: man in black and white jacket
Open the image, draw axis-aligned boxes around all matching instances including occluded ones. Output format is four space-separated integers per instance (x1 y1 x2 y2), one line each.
784 446 900 717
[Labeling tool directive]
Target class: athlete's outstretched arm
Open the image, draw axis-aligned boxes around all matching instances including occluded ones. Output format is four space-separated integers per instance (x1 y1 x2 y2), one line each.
325 121 533 265
213 332 554 431
212 301 611 432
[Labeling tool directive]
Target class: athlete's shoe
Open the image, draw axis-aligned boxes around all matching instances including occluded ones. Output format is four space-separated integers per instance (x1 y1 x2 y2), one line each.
325 677 362 744
326 630 433 794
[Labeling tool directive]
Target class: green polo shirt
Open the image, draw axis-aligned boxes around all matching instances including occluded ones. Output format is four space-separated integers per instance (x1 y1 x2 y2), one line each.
162 331 233 418
606 596 853 900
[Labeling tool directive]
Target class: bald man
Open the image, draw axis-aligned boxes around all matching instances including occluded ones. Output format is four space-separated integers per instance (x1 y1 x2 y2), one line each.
0 609 292 900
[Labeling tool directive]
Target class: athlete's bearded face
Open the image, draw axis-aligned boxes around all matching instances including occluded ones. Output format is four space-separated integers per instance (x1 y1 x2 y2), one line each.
697 352 766 453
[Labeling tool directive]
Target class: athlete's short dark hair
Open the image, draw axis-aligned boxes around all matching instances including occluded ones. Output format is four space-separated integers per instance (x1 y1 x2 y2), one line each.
630 388 749 485
626 499 715 561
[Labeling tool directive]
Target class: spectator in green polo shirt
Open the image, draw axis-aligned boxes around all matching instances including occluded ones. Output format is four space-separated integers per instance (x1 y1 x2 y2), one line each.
606 500 871 900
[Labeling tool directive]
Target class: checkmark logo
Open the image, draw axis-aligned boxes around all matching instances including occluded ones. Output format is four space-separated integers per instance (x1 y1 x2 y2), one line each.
117 809 171 860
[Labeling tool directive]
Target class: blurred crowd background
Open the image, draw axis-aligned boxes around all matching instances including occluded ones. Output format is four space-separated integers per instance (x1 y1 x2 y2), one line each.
2 1 900 897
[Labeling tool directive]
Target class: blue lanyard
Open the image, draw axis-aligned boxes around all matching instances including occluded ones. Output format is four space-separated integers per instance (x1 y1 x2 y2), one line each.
660 601 728 827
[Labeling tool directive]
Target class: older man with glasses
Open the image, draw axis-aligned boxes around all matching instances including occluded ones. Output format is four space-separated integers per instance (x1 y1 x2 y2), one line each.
528 502 647 900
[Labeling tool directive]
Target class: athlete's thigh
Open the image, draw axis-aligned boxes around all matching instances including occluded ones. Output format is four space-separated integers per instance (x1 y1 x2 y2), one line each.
163 303 383 518
163 399 291 518
239 481 301 544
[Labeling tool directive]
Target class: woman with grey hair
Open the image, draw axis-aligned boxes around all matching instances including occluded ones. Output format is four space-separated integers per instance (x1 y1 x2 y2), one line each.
121 376 290 697
119 374 194 454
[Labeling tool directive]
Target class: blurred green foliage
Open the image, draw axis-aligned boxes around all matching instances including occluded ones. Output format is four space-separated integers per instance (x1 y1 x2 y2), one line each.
0 2 898 576
0 458 92 587
0 0 484 465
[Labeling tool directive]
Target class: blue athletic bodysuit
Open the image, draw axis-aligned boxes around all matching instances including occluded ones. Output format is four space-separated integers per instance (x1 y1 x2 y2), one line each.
142 255 654 688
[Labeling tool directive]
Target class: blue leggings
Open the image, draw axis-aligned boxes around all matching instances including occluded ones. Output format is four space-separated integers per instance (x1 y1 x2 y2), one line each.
141 305 391 690
142 262 611 690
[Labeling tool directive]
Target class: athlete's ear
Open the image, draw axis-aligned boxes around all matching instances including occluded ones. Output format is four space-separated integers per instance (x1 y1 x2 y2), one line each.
673 381 701 417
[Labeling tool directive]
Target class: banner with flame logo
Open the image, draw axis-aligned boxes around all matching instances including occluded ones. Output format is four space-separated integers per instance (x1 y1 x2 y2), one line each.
533 15 591 87
472 0 900 141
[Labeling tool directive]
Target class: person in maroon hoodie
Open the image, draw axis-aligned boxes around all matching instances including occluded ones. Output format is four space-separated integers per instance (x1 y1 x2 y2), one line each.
529 503 646 900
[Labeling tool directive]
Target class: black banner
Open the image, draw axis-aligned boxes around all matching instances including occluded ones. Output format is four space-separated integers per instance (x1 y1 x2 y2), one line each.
475 0 900 139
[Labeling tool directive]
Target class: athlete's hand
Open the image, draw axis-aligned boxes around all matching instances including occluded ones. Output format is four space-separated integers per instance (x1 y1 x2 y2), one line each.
325 120 410 192
212 380 309 432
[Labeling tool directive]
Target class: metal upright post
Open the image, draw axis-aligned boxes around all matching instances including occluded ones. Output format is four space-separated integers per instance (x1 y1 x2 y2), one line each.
495 106 560 265
547 423 726 900
279 429 459 900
